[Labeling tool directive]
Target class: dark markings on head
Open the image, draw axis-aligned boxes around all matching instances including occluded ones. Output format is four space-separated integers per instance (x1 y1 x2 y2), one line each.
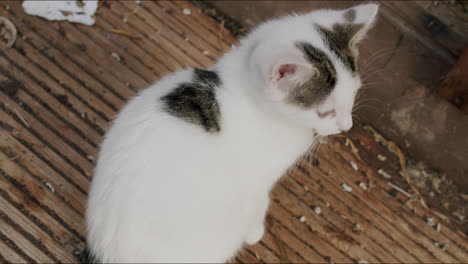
287 42 337 108
161 69 221 133
343 9 356 23
316 23 364 73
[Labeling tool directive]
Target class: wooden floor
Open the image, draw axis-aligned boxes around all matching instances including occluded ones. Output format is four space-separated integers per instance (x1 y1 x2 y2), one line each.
0 1 466 263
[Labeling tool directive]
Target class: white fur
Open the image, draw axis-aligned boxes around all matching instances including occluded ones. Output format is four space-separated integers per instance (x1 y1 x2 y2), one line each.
86 4 378 263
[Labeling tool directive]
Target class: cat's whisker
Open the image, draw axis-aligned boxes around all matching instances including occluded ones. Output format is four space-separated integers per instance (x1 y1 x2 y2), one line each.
361 67 386 82
359 47 400 76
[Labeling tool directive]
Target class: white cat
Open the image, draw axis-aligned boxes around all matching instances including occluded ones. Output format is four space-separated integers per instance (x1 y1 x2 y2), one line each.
85 4 378 263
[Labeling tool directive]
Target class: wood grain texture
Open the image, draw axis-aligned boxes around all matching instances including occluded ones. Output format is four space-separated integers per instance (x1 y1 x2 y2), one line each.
0 1 466 262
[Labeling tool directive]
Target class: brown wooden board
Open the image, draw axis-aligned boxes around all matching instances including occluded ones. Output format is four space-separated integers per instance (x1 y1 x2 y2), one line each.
0 1 466 262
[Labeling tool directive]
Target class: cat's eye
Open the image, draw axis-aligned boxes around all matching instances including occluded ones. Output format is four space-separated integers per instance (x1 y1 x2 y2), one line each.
317 109 336 119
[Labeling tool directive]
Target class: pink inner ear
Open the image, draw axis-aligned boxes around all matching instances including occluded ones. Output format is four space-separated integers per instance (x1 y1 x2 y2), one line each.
278 64 296 80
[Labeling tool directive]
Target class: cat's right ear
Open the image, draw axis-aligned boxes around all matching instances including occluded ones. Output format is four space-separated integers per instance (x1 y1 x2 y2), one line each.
267 52 316 98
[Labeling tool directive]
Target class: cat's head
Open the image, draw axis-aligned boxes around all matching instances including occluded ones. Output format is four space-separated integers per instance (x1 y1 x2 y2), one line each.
250 4 378 135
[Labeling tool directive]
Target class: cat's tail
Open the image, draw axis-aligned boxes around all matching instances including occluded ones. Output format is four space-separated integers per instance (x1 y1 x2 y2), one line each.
79 246 98 264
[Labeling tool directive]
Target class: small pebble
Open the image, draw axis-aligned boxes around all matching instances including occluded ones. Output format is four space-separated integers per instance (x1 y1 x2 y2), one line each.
123 17 128 23
203 50 210 55
359 182 367 190
45 182 55 193
342 184 353 192
183 8 191 15
314 206 321 215
378 169 392 179
304 185 309 192
350 161 358 171
299 216 306 223
325 202 330 207
86 155 95 162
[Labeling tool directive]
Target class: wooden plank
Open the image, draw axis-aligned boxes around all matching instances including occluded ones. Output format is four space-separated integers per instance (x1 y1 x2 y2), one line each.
330 134 468 260
0 134 86 235
172 1 239 46
0 108 89 201
3 2 149 94
0 217 53 263
106 2 202 69
0 239 28 264
281 176 411 262
383 1 466 56
262 217 319 263
158 1 231 53
0 73 97 156
316 140 464 262
119 1 215 67
0 195 77 262
0 163 84 255
0 47 107 142
269 202 353 263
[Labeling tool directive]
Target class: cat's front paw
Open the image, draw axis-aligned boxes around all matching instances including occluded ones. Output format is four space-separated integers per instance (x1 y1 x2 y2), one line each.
245 225 265 245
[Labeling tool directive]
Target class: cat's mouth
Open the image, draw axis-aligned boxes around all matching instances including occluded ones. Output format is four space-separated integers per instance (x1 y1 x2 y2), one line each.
317 109 336 119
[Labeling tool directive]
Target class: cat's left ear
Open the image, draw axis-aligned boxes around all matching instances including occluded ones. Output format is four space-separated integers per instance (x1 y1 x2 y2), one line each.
343 4 379 47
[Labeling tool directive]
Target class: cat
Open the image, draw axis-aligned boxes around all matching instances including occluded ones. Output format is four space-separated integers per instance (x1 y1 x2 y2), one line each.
85 3 379 263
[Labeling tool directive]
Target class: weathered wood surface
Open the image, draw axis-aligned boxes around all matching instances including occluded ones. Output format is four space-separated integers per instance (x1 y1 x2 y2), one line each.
0 1 466 263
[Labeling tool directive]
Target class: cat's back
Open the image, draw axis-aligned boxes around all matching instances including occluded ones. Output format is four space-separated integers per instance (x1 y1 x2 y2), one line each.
87 67 246 262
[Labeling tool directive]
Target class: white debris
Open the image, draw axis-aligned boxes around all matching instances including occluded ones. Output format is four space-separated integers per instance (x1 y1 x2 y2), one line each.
342 184 353 192
123 17 128 23
203 50 210 55
357 260 368 264
436 223 441 232
299 216 306 223
22 1 99 26
440 243 448 251
0 17 17 48
377 154 387 161
388 182 413 198
350 161 358 171
45 182 55 193
304 185 309 192
111 52 122 62
425 217 435 226
183 8 191 15
378 169 392 179
314 206 321 215
359 182 367 190
86 155 95 163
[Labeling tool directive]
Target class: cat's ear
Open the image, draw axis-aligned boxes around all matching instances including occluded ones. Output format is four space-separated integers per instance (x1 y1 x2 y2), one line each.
344 4 379 46
268 53 316 96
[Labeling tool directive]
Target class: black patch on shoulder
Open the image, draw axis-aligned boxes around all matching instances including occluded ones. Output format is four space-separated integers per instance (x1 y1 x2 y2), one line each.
289 42 337 108
161 69 221 133
316 23 363 73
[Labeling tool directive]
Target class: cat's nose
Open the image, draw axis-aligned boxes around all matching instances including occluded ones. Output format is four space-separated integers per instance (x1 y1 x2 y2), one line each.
337 117 353 132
